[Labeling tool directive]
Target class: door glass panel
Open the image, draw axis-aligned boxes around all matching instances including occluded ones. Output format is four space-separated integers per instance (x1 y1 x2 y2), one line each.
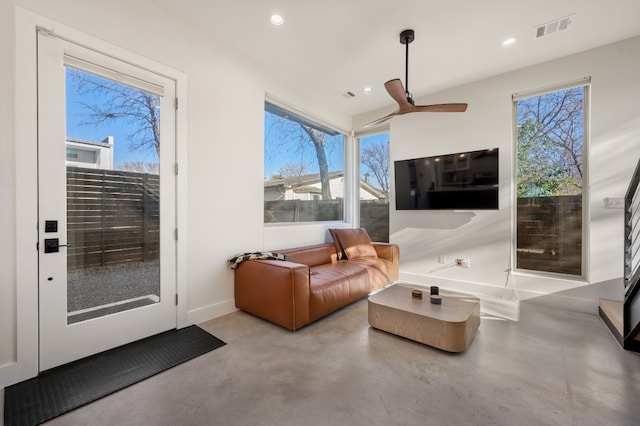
65 67 161 324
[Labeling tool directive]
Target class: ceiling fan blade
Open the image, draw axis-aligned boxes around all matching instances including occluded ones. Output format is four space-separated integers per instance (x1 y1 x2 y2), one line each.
384 79 412 111
363 110 400 128
366 30 469 126
413 103 468 113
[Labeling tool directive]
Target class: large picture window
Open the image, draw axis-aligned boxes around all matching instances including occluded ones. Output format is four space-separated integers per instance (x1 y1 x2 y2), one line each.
264 101 345 223
514 82 588 276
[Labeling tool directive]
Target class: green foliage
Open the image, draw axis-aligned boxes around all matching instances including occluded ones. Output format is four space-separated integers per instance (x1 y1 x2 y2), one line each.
516 88 584 197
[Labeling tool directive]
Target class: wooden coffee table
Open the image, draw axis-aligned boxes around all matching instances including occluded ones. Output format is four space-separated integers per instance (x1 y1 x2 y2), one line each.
368 284 480 352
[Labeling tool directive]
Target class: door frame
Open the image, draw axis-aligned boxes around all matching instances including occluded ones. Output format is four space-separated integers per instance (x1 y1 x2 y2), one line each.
14 8 189 382
37 32 178 370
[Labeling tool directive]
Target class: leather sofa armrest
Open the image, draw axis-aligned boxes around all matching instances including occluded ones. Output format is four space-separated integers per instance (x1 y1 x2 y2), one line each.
373 242 399 262
234 259 310 330
373 243 400 281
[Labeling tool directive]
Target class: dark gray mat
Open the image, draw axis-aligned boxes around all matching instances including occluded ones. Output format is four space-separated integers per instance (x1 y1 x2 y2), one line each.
4 326 225 426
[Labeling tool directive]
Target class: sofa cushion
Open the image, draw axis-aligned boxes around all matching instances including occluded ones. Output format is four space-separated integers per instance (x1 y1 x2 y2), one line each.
331 228 378 260
308 262 371 321
349 258 395 290
278 243 335 267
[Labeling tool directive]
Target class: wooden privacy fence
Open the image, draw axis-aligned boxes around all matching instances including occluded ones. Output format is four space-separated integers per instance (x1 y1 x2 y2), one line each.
264 199 390 242
264 199 345 223
516 195 582 275
359 200 390 243
66 167 159 271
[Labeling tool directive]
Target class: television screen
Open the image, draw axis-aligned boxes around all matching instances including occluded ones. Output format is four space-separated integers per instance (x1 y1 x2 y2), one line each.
394 148 499 210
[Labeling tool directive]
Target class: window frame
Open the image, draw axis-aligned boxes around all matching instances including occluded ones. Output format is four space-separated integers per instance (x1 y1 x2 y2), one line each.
355 129 391 241
511 78 591 280
263 95 351 226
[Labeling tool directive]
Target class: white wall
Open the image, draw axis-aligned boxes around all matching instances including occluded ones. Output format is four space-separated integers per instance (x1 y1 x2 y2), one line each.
3 0 638 388
1 0 351 386
356 37 640 311
0 0 17 374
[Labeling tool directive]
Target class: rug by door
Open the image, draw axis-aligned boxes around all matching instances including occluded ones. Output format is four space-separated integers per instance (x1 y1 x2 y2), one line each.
4 326 225 426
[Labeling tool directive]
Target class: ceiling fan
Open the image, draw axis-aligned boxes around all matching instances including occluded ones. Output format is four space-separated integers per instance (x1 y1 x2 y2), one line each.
364 29 468 128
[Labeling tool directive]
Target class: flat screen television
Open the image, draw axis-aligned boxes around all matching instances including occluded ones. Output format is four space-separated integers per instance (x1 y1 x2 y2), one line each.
394 148 499 210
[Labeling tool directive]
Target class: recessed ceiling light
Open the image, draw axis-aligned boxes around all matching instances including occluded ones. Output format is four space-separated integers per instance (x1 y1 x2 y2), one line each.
501 37 517 47
363 86 372 93
270 14 284 26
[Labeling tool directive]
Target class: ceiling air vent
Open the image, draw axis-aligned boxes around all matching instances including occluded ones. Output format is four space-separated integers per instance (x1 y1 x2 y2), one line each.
341 91 356 99
535 14 574 38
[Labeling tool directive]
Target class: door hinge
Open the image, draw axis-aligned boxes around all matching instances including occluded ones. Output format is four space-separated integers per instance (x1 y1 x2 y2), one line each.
175 163 179 175
175 98 179 110
175 294 179 305
174 228 178 240
36 241 39 251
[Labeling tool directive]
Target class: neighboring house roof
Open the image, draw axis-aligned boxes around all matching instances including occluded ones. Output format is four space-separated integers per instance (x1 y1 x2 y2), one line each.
264 171 344 189
360 180 387 200
265 171 387 199
66 136 112 148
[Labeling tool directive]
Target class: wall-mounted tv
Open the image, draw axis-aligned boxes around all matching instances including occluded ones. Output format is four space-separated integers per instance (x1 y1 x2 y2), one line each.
394 148 499 210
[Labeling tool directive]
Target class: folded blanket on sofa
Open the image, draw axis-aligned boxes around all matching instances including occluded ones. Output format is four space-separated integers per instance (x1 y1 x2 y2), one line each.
227 252 287 269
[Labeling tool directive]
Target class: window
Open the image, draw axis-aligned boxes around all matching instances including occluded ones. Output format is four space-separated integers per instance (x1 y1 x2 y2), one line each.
264 101 345 223
359 133 390 242
66 148 79 159
514 82 588 276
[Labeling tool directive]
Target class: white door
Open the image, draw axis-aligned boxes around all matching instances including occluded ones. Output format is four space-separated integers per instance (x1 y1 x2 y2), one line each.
37 31 177 370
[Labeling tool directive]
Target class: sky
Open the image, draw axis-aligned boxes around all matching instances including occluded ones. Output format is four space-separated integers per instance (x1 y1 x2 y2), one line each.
67 67 389 186
263 111 389 189
263 111 344 179
65 69 158 169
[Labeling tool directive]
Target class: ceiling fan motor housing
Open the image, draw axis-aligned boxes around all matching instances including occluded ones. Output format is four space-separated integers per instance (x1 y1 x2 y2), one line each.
400 29 415 44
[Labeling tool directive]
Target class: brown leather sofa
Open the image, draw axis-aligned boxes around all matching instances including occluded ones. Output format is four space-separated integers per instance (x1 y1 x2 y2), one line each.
234 229 399 330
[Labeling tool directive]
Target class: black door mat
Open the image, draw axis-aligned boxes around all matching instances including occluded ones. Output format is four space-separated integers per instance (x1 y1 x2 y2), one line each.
4 326 225 426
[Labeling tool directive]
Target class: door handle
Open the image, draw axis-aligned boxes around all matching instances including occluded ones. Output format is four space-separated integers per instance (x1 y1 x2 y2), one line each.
44 238 72 253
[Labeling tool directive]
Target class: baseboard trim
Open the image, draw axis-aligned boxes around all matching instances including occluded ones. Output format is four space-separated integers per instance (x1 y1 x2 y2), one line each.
187 299 237 326
1 362 19 388
0 361 36 389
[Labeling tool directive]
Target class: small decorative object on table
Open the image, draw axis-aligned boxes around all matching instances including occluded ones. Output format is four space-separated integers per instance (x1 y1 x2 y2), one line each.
411 290 423 299
430 295 442 305
430 286 439 295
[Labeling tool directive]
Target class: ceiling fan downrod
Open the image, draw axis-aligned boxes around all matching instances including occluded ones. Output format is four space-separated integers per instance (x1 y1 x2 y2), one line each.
400 29 415 105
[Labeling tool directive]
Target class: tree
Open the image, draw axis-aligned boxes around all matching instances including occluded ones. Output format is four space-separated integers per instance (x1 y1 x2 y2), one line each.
360 139 390 193
275 163 308 179
68 68 161 157
265 111 341 200
516 88 583 197
301 125 332 199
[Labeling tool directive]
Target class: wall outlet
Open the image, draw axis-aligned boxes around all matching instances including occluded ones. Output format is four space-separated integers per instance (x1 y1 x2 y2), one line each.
604 197 624 209
456 258 470 268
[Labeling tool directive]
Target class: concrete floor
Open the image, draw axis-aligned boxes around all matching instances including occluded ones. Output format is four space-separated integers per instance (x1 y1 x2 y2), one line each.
4 298 640 426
